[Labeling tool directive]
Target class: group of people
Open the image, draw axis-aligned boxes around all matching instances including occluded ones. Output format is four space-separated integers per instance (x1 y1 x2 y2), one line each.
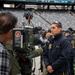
38 21 75 75
0 11 75 75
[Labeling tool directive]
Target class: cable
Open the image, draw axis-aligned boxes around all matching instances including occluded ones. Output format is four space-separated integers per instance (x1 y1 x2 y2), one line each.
15 3 22 8
54 5 59 10
68 11 75 17
32 10 51 25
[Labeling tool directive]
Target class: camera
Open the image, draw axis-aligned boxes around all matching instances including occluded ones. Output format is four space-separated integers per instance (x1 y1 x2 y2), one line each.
12 25 36 75
13 25 34 58
12 12 44 75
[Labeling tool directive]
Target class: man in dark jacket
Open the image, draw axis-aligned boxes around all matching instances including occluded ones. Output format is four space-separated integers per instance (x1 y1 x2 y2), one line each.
43 21 72 75
64 29 75 75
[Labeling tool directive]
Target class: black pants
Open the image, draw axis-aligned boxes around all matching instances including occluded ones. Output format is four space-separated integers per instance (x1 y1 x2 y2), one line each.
18 58 32 75
39 55 43 72
47 71 69 75
70 57 74 75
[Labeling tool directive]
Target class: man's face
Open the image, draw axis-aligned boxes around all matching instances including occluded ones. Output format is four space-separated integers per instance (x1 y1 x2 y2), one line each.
5 29 13 44
6 25 16 44
51 24 62 36
64 33 69 37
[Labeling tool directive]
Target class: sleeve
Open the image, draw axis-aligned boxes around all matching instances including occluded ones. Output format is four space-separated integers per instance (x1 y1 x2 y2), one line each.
42 45 50 68
51 39 72 70
28 47 43 58
0 46 10 75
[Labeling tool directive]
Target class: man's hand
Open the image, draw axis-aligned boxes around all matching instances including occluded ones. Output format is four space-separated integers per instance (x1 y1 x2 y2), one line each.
47 65 54 73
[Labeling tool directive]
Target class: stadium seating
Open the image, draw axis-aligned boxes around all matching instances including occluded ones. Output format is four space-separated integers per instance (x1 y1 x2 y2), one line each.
1 10 75 30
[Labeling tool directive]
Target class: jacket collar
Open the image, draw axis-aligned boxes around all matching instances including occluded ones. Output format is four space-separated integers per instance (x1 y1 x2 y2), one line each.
54 33 62 41
67 34 72 38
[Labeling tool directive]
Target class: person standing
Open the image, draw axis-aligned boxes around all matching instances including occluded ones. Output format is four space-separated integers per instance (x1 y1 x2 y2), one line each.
0 12 17 75
64 29 75 75
43 21 72 75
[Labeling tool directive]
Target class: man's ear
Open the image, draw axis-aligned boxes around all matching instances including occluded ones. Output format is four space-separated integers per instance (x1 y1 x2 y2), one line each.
7 29 13 37
9 29 13 33
59 28 62 31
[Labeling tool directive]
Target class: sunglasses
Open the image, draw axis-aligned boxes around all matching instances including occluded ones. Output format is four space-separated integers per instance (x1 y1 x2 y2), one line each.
52 21 62 28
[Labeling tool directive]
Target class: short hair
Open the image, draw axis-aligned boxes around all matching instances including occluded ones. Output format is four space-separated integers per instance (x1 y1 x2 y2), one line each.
0 12 17 34
52 21 62 28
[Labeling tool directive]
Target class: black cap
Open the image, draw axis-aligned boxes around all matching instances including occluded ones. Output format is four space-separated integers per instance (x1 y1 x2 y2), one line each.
64 29 71 33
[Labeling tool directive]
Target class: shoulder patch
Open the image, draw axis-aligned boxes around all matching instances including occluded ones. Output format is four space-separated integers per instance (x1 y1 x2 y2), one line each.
71 40 75 48
49 44 52 49
56 46 60 48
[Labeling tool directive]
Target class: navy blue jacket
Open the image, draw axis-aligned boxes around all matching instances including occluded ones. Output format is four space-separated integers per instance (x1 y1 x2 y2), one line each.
67 35 74 42
66 35 75 57
43 33 72 73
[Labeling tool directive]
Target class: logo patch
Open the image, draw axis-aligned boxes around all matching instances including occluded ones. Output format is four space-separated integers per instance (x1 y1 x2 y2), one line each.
56 46 60 48
49 44 52 49
71 40 75 48
15 31 21 37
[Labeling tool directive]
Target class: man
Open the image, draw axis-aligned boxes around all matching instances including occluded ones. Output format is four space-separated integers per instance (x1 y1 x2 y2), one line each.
43 21 72 75
64 29 75 75
0 12 17 75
